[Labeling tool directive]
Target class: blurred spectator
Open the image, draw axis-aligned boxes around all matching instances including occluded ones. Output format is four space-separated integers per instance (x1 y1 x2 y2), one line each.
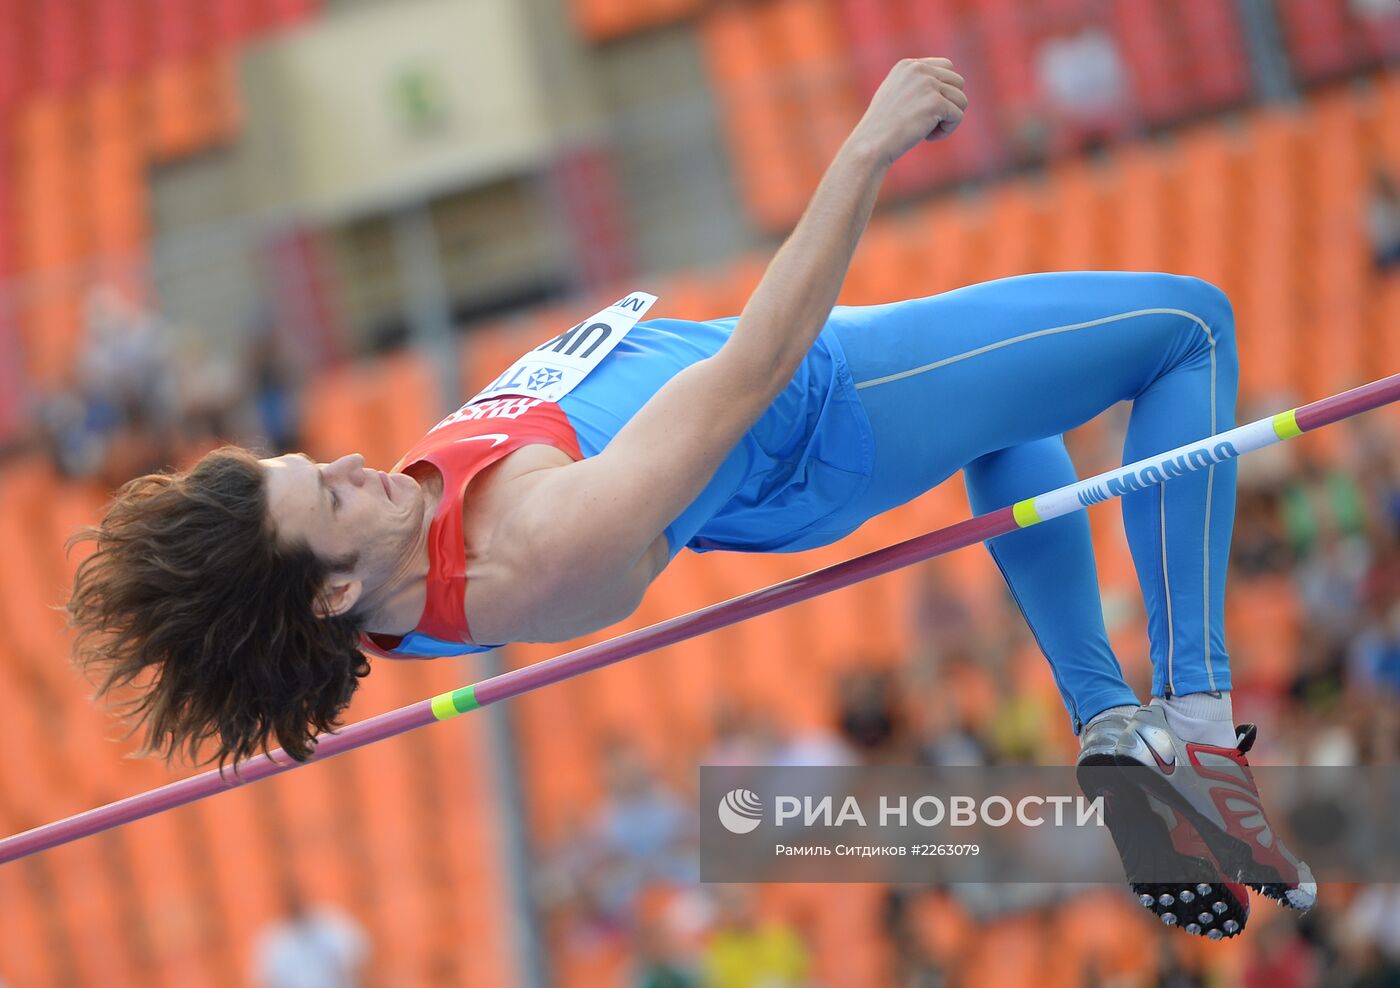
1243 917 1321 988
1368 168 1400 271
700 886 810 988
1348 530 1400 699
837 667 909 763
707 702 774 766
1283 448 1369 560
1032 17 1131 156
539 741 698 938
1297 528 1370 641
1154 935 1208 988
914 566 978 664
1345 887 1400 972
1233 480 1295 576
251 884 369 988
632 913 702 988
250 331 305 453
594 741 696 889
706 702 854 768
1349 596 1400 696
883 887 949 988
75 285 178 433
34 284 307 483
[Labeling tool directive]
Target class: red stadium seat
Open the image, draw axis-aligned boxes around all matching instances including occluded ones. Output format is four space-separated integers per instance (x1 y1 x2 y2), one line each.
1177 0 1253 107
1109 0 1185 124
93 0 150 79
0 0 35 111
36 0 88 94
1276 0 1399 81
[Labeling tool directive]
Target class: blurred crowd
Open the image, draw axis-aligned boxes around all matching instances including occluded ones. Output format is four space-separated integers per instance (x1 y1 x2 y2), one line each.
252 883 369 988
528 409 1400 988
31 285 305 486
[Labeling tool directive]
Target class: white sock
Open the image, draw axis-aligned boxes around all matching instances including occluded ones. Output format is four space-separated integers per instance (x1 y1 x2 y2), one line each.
1154 692 1236 748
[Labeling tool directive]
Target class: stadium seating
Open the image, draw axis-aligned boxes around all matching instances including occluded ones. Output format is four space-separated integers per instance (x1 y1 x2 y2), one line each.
0 0 317 390
699 0 1256 230
1276 0 1400 84
0 0 1397 977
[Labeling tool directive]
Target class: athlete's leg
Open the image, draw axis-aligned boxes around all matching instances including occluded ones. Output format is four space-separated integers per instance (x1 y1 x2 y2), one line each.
825 270 1239 731
964 438 1139 729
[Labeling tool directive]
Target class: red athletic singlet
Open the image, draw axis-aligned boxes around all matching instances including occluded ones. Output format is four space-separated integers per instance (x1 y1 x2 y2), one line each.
358 395 582 659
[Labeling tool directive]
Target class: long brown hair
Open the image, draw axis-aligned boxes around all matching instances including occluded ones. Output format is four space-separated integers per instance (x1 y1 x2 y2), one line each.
67 446 370 769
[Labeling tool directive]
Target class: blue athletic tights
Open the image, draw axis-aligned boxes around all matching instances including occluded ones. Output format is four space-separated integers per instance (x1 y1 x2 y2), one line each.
825 271 1239 731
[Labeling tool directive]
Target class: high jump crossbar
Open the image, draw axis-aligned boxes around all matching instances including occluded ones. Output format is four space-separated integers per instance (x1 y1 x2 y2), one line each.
2 373 1398 865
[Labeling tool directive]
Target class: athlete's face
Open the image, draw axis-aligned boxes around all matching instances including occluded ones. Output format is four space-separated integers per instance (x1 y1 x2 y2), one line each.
260 452 425 617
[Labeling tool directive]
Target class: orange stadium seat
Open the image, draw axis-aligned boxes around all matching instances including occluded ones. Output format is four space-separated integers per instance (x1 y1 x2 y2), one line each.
0 857 62 985
769 0 861 175
1227 573 1302 695
460 316 539 397
1377 274 1400 375
299 362 378 462
643 559 730 741
149 59 206 160
1304 90 1369 402
192 786 287 986
119 808 222 987
983 181 1041 279
1106 143 1169 273
1177 128 1240 291
910 198 982 295
700 4 813 230
0 664 68 826
46 837 143 987
1042 157 1106 271
1237 109 1304 401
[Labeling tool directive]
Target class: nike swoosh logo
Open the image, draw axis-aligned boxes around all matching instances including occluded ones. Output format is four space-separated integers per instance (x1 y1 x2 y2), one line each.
452 434 510 448
1138 728 1176 774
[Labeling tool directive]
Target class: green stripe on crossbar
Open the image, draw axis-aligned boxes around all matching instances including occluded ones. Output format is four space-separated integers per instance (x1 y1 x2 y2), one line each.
1013 498 1042 528
1272 409 1302 439
430 685 480 721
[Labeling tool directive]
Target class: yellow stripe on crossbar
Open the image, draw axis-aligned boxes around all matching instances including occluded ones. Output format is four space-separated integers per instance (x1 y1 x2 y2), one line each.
431 692 459 721
1013 498 1042 528
1272 409 1302 439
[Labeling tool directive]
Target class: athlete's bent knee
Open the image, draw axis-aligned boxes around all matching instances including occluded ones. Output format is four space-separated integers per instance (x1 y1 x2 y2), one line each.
1174 276 1235 343
1178 276 1238 393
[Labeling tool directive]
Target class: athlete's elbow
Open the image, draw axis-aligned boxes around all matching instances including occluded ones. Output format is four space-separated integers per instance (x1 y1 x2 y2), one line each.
702 349 789 418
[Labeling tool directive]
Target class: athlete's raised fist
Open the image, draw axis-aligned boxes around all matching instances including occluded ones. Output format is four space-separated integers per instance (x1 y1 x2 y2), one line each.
848 58 968 167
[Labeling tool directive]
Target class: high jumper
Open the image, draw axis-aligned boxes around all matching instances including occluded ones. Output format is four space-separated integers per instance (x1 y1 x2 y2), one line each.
45 58 1381 935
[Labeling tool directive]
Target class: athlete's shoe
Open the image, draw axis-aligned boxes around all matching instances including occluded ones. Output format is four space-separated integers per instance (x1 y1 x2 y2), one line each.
1113 704 1317 912
1078 711 1250 939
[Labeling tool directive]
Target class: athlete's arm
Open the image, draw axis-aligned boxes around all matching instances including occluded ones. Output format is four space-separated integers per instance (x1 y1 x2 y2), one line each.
493 60 967 639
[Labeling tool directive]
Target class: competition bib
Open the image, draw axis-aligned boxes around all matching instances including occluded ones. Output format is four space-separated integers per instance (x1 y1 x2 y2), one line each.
467 291 658 405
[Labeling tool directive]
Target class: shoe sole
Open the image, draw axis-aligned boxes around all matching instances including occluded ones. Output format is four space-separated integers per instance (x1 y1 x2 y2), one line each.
1078 754 1248 939
1105 752 1315 912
